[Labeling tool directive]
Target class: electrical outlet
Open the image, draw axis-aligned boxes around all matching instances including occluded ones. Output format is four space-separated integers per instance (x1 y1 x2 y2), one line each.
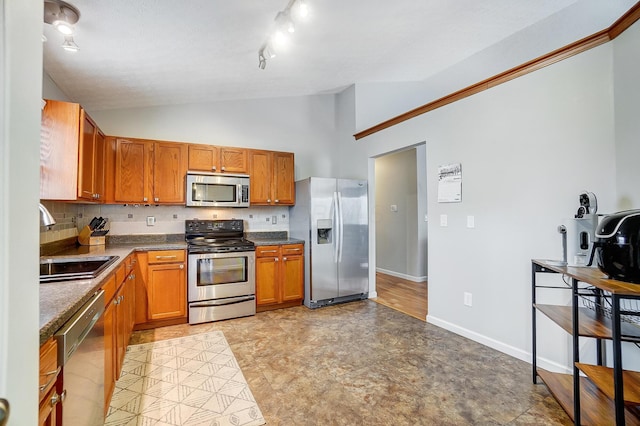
272 215 277 224
390 204 398 212
146 216 155 226
464 292 472 307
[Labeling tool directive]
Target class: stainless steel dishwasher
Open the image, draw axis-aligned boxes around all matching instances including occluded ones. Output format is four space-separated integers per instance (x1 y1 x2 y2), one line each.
55 290 105 425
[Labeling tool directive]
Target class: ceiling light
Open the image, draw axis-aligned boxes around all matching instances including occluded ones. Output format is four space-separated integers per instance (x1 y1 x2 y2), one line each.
257 0 310 70
258 50 267 70
61 36 79 52
53 20 74 35
275 11 295 33
44 0 80 34
297 0 309 19
44 0 81 52
265 44 276 59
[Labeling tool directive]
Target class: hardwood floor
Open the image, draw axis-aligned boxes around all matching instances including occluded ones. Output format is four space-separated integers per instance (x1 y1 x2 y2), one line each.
373 272 427 321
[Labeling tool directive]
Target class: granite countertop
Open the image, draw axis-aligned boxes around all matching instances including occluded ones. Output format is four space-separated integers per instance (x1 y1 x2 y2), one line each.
245 231 305 246
39 241 187 346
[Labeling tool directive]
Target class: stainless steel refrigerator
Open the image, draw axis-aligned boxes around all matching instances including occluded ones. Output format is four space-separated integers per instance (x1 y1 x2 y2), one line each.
289 177 369 308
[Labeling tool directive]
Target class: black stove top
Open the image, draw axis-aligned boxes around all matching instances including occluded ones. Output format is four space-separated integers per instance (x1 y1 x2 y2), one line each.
185 219 255 253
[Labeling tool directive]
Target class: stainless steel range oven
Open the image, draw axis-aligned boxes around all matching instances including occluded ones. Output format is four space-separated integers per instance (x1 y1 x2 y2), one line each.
186 219 256 324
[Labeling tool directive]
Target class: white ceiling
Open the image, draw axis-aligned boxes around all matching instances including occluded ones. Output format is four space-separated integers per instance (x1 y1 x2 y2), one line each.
42 0 631 112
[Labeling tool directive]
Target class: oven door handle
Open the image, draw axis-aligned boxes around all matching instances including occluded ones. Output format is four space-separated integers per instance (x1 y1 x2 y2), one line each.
190 296 256 308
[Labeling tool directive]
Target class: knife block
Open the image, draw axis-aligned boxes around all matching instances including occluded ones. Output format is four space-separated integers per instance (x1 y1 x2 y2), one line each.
78 225 106 246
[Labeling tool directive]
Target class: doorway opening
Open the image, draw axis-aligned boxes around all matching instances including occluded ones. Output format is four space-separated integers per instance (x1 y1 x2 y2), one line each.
371 144 428 320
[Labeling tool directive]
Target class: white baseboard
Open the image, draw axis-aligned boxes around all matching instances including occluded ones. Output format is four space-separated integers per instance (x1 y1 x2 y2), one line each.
426 314 571 374
376 268 427 282
368 291 378 299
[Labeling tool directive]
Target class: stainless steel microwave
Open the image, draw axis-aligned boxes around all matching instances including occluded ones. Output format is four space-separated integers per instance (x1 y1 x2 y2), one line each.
186 172 250 207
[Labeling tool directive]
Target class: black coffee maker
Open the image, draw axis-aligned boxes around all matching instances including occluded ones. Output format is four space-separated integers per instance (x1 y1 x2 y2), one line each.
591 210 640 283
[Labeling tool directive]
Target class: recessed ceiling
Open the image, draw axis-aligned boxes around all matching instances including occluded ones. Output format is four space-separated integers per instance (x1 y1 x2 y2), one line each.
42 0 631 112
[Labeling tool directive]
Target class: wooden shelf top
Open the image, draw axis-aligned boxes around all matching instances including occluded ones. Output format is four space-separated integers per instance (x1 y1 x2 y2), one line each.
535 304 640 342
533 259 640 296
577 363 640 405
537 368 640 425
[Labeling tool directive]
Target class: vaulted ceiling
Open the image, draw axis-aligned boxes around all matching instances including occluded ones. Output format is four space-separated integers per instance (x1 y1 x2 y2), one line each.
42 0 635 112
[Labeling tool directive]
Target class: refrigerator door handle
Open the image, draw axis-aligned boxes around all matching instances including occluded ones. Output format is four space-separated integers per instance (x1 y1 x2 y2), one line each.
337 191 344 263
333 191 340 264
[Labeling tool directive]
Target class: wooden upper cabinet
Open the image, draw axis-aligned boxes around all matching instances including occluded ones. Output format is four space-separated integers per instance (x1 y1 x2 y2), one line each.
77 113 96 200
114 138 150 203
249 150 295 206
153 142 187 203
249 150 272 204
220 147 248 173
272 151 295 205
77 113 106 201
188 144 248 174
113 138 186 204
188 144 219 172
40 99 105 202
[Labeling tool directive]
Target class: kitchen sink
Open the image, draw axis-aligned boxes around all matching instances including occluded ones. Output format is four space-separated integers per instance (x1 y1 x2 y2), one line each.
40 255 119 283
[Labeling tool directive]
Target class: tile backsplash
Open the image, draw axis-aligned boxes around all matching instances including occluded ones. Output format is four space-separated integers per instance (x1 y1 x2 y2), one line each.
40 201 290 245
39 201 79 243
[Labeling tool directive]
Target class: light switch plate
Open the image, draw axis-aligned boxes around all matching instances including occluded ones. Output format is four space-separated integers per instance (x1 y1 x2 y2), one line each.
146 216 155 226
440 214 448 227
467 215 475 228
390 204 398 212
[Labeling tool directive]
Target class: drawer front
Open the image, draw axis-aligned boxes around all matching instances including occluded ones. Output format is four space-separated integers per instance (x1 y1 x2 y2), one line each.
39 338 59 402
115 263 126 285
148 249 186 264
282 244 303 256
102 274 117 303
256 245 279 258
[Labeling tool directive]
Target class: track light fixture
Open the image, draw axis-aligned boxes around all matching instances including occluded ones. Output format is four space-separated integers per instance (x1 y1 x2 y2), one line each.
43 0 81 52
258 0 310 70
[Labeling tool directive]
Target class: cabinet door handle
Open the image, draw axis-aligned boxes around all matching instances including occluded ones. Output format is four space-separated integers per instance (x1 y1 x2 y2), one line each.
212 166 217 171
283 257 287 261
274 258 279 262
39 366 61 393
143 197 148 202
154 197 159 202
275 199 279 203
260 250 277 254
179 264 184 269
49 391 61 407
221 167 226 172
267 199 271 203
155 255 177 259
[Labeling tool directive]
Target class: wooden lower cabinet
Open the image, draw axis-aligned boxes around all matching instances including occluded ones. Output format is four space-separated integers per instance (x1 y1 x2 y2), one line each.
256 244 304 312
39 338 61 426
103 255 136 412
134 250 187 330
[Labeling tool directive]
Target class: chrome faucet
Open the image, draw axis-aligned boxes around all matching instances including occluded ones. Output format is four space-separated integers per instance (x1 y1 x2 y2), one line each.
39 203 56 227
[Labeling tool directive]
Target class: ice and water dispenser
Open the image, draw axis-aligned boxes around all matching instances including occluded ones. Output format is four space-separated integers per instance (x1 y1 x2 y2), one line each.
317 219 333 244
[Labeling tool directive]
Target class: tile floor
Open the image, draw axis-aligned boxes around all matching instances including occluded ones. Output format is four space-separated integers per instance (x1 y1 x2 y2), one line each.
129 301 571 425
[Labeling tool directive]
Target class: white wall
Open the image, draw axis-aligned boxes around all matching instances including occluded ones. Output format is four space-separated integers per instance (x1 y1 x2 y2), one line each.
1 0 43 422
90 95 340 181
351 0 636 132
613 19 640 210
340 42 618 369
